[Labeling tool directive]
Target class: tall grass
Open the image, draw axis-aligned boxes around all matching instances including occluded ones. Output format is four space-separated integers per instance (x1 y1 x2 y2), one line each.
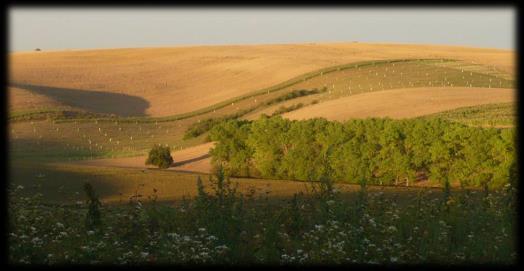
8 169 516 265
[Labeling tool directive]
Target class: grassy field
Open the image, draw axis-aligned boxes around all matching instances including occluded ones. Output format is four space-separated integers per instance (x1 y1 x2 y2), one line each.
426 102 516 127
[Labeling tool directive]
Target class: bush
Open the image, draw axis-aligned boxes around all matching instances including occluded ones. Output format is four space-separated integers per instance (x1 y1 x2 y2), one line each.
145 145 174 169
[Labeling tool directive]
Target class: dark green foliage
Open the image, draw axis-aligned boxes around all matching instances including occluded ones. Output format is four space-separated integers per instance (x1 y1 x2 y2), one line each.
272 103 304 116
209 116 515 188
183 88 323 140
209 120 253 177
145 145 173 169
184 118 223 139
265 88 325 107
84 182 102 230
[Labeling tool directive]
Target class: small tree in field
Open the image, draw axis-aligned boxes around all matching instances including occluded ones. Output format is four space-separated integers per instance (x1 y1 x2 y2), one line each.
146 145 173 169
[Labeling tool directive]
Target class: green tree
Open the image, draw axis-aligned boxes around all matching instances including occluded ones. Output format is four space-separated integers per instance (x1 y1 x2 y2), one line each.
145 144 174 169
209 119 253 176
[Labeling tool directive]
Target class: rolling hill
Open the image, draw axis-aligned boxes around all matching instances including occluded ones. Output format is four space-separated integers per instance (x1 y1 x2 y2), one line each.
9 43 514 117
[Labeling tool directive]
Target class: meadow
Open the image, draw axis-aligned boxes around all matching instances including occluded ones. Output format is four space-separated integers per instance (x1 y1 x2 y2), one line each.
8 168 517 264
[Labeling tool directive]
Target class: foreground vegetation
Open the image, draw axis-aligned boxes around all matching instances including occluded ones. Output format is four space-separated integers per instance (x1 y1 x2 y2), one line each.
210 116 515 188
8 168 516 265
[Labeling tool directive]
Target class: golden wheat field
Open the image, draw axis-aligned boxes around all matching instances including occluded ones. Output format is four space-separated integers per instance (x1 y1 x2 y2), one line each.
283 87 515 121
9 42 514 117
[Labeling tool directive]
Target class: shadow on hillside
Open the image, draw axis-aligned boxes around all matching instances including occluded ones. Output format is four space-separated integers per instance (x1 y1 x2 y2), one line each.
172 154 210 167
11 82 150 117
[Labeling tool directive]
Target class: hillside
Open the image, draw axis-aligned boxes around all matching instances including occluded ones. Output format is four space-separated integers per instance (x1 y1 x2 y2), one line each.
282 87 514 121
9 43 514 117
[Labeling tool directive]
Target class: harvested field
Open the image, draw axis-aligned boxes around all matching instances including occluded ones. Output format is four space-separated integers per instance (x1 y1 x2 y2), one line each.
8 87 66 112
283 87 515 121
9 43 514 117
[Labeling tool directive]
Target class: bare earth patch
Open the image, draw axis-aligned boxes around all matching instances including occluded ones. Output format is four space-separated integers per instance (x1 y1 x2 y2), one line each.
283 87 515 121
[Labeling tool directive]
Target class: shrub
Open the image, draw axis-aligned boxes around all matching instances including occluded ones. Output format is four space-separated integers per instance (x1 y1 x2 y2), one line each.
145 145 174 169
84 182 102 230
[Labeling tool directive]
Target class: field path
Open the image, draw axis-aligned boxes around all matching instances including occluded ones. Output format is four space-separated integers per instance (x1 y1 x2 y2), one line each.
283 87 515 121
73 142 214 173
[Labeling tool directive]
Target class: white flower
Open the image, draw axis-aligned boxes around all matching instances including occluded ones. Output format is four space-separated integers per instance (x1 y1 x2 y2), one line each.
56 222 64 228
390 257 398 262
141 252 149 258
17 185 24 190
87 231 95 236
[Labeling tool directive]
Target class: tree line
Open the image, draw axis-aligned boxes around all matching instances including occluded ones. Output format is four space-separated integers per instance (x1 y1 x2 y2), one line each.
209 116 516 188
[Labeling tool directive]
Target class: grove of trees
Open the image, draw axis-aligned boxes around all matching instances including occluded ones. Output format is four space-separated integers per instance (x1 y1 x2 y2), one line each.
209 116 516 188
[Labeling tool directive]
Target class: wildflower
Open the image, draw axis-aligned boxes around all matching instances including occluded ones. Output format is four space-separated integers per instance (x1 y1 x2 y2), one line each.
198 227 206 232
17 185 24 190
390 257 398 262
87 231 95 236
141 252 149 258
56 222 64 228
387 226 397 233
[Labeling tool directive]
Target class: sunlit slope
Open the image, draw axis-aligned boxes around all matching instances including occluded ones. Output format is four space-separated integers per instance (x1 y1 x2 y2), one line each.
9 58 515 162
242 59 514 119
282 87 515 121
9 43 514 117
